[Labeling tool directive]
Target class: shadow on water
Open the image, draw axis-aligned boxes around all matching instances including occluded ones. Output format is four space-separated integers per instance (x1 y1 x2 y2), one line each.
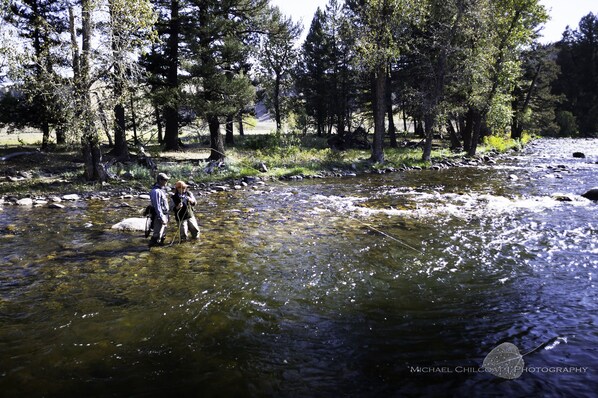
0 139 596 397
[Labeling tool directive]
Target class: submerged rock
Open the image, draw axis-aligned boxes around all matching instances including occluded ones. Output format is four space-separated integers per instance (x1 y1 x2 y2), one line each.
581 187 598 201
551 193 574 202
111 217 148 231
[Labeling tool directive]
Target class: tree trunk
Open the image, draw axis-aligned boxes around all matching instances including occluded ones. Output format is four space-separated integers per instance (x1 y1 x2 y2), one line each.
446 119 462 150
208 115 225 161
402 103 408 133
163 105 178 150
130 92 138 145
225 114 234 145
56 126 66 145
94 92 113 147
422 113 434 161
41 121 50 150
386 70 397 148
274 75 282 132
113 103 128 157
155 106 163 144
238 111 244 136
468 109 483 156
462 107 474 152
415 119 425 138
371 65 386 163
511 98 523 140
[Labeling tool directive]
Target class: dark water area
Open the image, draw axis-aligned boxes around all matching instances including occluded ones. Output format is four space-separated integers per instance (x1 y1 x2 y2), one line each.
0 139 596 397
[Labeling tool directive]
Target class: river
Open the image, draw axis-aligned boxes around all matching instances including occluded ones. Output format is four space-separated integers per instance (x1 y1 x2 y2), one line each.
0 138 596 397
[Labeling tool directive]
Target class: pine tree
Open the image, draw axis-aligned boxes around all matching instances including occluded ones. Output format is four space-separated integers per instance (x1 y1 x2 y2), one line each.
258 6 302 133
186 0 266 161
3 0 69 149
297 7 331 137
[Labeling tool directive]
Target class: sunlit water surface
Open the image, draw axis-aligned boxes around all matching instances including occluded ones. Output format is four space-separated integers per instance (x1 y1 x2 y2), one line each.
1 139 596 397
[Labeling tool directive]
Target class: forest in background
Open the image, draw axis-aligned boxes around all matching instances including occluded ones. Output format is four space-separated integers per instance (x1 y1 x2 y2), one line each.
0 0 597 182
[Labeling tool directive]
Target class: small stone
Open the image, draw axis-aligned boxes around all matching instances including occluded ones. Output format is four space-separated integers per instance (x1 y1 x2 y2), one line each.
234 185 242 190
48 203 65 209
49 196 62 203
509 174 519 181
138 194 150 200
214 186 228 192
572 152 585 158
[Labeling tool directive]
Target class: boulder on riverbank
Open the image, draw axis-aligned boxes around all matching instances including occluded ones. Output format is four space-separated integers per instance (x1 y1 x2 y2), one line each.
581 187 598 201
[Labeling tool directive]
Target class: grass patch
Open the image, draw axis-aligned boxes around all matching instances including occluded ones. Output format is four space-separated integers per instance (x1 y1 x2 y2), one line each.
481 132 534 153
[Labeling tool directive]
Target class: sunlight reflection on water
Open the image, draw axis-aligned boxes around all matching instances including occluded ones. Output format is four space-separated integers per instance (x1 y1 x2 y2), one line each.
0 139 596 397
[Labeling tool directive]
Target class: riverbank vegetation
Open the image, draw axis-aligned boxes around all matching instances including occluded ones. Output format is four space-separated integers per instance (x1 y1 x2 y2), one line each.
0 0 596 187
0 128 532 197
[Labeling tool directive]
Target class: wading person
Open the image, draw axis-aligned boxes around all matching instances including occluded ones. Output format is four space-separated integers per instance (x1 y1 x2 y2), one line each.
172 180 200 241
149 172 171 247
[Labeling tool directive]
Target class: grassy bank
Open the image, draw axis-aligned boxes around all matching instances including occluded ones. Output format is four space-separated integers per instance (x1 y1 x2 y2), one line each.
0 132 534 197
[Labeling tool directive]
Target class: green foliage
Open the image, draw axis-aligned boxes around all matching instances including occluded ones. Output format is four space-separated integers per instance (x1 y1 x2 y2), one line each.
555 110 578 137
487 93 514 134
482 132 533 152
257 6 302 131
553 12 598 136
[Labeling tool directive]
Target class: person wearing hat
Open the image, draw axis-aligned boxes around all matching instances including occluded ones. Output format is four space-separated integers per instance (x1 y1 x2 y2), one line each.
149 172 171 246
172 180 200 241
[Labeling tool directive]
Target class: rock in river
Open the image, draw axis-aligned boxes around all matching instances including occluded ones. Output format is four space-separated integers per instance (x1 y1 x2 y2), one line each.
581 187 598 201
112 217 148 231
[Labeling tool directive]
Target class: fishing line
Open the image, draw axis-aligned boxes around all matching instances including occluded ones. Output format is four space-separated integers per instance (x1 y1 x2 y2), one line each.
347 214 423 254
276 179 422 254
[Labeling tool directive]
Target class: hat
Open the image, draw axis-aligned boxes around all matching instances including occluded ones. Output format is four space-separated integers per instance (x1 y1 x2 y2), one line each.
157 172 170 181
175 180 187 190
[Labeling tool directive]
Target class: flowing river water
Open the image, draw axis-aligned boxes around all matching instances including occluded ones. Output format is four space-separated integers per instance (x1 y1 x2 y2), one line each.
0 139 596 397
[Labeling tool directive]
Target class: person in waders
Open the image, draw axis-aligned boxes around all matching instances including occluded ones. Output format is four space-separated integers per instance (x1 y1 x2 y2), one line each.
149 172 171 247
172 180 200 242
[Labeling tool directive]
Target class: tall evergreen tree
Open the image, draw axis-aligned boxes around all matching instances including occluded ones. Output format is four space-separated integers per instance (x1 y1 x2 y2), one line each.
106 0 155 158
3 0 68 149
297 7 331 137
258 6 302 133
186 0 265 161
